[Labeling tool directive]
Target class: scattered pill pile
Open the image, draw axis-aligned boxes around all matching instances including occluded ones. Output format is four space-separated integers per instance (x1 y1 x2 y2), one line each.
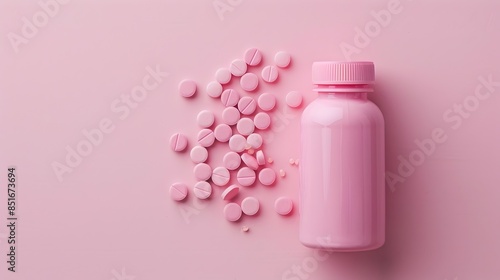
169 48 303 225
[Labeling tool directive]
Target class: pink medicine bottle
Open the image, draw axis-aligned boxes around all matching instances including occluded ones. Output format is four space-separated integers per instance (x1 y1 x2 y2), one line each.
299 61 385 251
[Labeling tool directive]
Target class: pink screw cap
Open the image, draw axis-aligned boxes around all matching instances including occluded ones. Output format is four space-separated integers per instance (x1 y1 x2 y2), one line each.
312 61 374 86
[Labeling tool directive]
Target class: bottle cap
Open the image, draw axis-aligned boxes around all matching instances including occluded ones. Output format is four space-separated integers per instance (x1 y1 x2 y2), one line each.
312 61 374 85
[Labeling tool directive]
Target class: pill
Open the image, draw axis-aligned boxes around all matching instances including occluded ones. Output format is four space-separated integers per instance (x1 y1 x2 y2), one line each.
289 158 295 165
224 203 242 222
178 79 197 98
222 106 241 126
197 129 215 147
237 167 256 187
169 182 188 201
241 226 250 232
215 68 231 84
279 169 286 177
257 93 276 111
240 73 259 92
238 96 257 115
193 181 212 199
275 197 294 215
241 197 260 216
194 163 212 181
228 134 246 152
214 124 232 142
241 153 259 170
286 91 302 108
261 65 278 83
229 59 247 77
221 184 240 201
190 146 208 163
221 89 240 107
295 159 300 165
246 133 262 149
223 151 241 170
236 118 254 136
256 150 265 165
254 112 271 130
267 157 274 164
211 166 230 187
244 48 262 66
258 168 276 186
169 133 188 152
206 81 223 98
197 110 215 128
274 51 291 68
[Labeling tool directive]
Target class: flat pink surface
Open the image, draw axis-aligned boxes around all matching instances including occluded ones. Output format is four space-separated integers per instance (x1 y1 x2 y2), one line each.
1 0 499 279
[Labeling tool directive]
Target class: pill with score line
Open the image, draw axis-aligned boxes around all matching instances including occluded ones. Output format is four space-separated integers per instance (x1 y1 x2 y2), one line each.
170 133 188 152
261 65 278 83
169 182 188 201
197 129 215 147
193 181 212 199
244 48 262 66
237 167 256 187
211 166 230 186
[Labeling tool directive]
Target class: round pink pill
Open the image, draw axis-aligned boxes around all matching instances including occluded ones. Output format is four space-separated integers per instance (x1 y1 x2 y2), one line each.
214 124 232 142
222 106 240 126
254 112 271 130
244 48 262 66
211 166 230 187
258 168 276 186
221 184 240 201
240 73 259 92
206 81 223 98
170 133 188 152
229 134 247 152
190 146 208 163
197 129 215 147
256 150 265 165
241 197 260 216
221 89 240 107
238 96 257 115
215 68 231 84
197 110 215 128
261 65 279 83
286 91 303 108
224 203 242 222
241 153 259 170
194 163 212 181
274 51 291 68
223 151 241 170
236 118 254 136
237 167 256 187
246 133 262 149
169 182 188 201
229 59 247 77
257 93 276 111
275 197 294 215
193 181 212 199
178 79 197 98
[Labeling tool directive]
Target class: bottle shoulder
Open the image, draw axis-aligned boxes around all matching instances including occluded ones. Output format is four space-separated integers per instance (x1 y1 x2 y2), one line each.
302 97 384 126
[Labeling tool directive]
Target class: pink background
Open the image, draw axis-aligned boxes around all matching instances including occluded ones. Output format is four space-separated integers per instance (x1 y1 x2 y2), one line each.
1 0 499 279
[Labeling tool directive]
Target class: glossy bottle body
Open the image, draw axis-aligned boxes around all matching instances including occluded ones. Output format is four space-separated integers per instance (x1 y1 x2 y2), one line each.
299 92 385 251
